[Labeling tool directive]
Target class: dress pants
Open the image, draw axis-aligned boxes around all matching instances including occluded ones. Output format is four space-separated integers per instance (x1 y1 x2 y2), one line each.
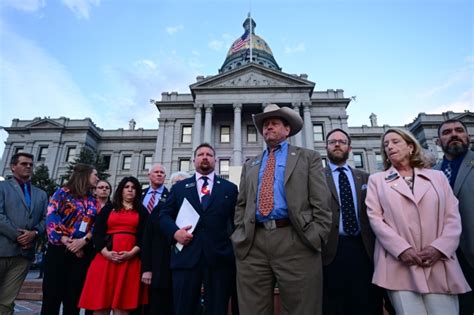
388 290 459 315
236 225 322 315
323 235 383 315
148 287 174 315
41 244 92 315
0 256 31 315
457 250 474 315
172 255 233 315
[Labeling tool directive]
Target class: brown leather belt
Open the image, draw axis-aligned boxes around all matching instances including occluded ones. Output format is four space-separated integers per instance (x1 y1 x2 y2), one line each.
256 218 291 230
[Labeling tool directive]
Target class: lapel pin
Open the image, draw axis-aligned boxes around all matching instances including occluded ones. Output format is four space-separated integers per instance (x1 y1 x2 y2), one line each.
185 182 196 188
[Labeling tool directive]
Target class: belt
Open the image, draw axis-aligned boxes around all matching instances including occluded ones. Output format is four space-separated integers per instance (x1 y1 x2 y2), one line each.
256 218 291 230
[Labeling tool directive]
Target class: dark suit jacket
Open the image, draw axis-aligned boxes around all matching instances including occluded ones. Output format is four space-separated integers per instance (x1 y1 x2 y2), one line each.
231 144 332 260
435 150 474 267
322 166 375 265
159 175 238 269
141 187 172 289
0 178 48 260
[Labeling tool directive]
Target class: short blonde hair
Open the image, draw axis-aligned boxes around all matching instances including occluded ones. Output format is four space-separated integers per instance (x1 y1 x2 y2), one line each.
381 128 426 170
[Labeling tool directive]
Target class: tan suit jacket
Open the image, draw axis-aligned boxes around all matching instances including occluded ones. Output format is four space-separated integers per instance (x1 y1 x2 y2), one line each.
322 166 375 265
231 144 331 260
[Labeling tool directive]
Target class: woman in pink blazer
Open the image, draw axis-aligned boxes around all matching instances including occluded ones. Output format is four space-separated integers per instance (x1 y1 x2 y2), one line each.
366 128 470 314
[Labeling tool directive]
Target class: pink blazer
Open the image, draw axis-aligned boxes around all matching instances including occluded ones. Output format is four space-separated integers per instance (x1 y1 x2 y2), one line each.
366 167 470 294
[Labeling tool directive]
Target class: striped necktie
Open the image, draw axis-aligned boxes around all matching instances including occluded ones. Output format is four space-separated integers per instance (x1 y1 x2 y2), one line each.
147 190 157 213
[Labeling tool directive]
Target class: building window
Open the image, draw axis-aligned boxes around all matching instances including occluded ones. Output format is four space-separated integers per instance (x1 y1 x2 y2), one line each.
179 158 190 172
247 125 257 143
321 157 327 168
313 124 324 142
38 146 48 161
143 155 153 171
15 147 24 154
375 153 384 170
219 159 230 178
353 153 364 168
181 126 192 143
101 155 111 170
122 155 131 170
65 147 76 162
220 126 230 143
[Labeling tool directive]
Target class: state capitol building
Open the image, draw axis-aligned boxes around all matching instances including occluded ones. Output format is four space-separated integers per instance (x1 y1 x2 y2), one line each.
1 17 472 187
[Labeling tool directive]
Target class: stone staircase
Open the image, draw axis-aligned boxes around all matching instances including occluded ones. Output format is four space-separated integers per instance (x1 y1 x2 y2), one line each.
17 279 42 301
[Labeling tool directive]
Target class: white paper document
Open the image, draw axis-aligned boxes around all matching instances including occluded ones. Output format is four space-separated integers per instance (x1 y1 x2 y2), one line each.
175 197 200 251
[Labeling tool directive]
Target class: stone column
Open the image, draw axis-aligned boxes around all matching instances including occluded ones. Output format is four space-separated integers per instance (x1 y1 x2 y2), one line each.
203 104 213 144
192 103 203 151
233 103 242 166
292 102 303 147
154 117 166 163
303 102 314 149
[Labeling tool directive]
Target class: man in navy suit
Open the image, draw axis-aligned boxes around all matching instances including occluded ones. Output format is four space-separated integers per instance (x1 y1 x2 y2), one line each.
160 143 238 315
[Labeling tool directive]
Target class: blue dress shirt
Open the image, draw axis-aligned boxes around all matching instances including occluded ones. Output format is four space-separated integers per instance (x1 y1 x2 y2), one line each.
256 141 289 222
328 161 360 235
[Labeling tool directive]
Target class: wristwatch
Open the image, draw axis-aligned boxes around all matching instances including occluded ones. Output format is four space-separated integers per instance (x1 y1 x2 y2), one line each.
82 236 90 243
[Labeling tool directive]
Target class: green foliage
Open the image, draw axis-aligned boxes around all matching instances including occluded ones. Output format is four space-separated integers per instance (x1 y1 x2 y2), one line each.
31 164 58 197
66 147 110 180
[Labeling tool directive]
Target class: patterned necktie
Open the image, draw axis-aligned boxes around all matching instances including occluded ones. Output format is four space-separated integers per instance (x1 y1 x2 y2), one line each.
201 176 210 207
146 190 157 213
443 162 452 186
24 183 31 208
258 147 276 217
337 167 358 235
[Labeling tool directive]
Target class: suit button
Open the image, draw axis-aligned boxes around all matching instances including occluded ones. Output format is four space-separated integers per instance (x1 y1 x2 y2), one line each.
250 219 255 224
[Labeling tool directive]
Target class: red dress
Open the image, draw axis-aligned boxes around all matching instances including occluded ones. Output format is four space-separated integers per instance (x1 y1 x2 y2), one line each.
79 209 148 310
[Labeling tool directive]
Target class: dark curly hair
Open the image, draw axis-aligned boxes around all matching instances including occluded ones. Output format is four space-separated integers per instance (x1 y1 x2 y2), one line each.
112 176 143 211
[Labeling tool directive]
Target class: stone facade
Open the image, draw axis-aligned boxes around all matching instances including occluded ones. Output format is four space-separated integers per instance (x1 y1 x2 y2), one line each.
1 17 472 188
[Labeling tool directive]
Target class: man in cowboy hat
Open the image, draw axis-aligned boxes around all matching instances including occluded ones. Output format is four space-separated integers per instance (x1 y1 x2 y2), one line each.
231 104 331 315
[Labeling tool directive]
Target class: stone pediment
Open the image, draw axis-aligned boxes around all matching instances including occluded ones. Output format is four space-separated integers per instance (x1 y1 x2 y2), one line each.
190 63 314 91
26 118 64 129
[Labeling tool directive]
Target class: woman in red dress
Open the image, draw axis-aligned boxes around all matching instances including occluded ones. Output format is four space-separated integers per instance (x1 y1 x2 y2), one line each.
79 176 148 314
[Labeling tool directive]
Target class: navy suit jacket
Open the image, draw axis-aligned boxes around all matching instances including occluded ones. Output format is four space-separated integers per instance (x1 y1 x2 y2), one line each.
159 175 238 270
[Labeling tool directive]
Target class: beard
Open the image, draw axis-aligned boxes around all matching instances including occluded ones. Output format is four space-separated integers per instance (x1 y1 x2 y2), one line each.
442 137 469 157
328 150 350 165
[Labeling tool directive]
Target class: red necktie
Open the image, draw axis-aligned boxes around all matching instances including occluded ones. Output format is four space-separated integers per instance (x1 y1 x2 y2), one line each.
147 190 156 213
201 176 210 207
258 148 276 216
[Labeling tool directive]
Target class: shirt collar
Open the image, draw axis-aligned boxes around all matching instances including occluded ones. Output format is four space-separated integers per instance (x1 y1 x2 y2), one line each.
14 176 30 186
149 185 164 194
195 171 215 183
266 140 288 154
329 161 349 173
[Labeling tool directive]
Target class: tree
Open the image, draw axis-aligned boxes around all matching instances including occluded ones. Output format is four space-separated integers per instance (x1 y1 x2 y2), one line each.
66 147 110 180
31 164 58 197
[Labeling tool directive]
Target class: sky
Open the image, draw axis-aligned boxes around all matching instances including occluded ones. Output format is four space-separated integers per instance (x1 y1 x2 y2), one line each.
0 0 473 155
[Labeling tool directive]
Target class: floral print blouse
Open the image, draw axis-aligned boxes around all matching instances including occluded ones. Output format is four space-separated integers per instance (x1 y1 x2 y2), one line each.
46 187 98 245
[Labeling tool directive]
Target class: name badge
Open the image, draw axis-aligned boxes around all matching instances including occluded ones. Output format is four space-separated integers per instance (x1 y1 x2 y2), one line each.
79 220 88 233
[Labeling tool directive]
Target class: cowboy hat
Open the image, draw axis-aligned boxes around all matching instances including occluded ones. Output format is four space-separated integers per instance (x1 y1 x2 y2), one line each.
252 104 303 137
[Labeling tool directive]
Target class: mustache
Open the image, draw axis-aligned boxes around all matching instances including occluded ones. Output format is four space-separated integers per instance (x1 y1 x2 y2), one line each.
448 136 463 144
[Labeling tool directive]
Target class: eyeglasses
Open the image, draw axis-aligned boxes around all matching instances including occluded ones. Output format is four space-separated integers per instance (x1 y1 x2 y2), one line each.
97 186 110 190
19 162 34 167
327 139 348 146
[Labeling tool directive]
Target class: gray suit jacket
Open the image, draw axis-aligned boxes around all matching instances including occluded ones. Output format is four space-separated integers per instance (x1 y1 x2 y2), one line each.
435 150 474 268
231 144 332 260
0 178 48 260
322 166 375 265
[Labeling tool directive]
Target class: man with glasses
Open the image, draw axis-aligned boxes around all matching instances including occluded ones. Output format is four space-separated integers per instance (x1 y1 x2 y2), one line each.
0 153 48 314
322 129 384 315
